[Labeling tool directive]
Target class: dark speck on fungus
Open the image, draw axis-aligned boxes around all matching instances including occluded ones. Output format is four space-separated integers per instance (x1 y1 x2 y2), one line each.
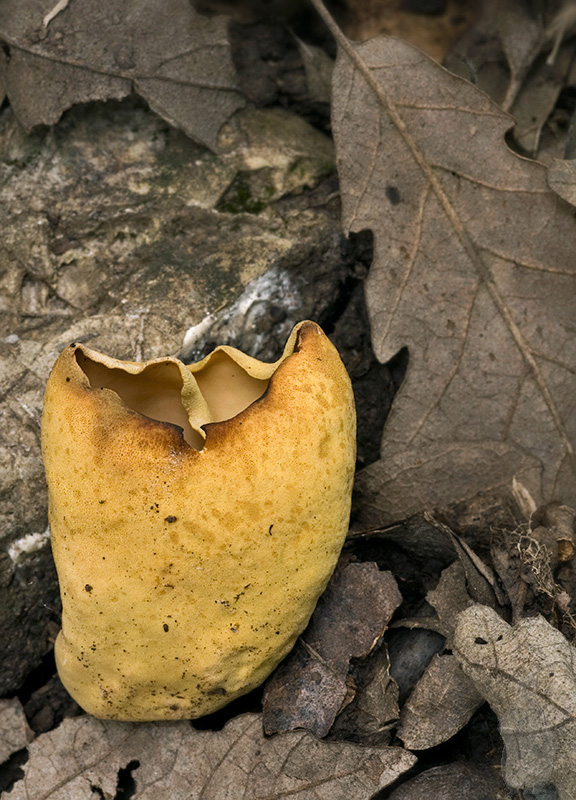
207 687 227 696
163 623 169 632
165 515 177 523
85 584 93 593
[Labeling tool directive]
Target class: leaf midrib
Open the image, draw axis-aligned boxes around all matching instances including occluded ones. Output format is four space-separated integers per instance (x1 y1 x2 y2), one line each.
0 33 242 93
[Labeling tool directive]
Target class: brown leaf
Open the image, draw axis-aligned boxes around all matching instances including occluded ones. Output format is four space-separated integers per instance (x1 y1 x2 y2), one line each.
510 43 576 159
0 0 244 150
454 604 576 799
387 761 510 800
263 641 350 738
331 641 400 744
324 15 576 524
446 1 576 161
365 512 501 635
490 529 529 621
8 712 416 799
397 654 483 749
349 510 456 563
548 157 576 207
426 560 473 642
263 562 402 737
425 513 504 607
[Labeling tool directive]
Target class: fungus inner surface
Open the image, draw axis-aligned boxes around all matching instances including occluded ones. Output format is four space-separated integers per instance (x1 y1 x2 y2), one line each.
192 351 269 423
77 350 270 449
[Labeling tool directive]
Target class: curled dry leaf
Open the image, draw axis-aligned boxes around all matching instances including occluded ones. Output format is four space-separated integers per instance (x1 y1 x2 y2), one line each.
397 654 483 750
391 552 482 642
454 604 576 799
425 560 474 642
425 513 504 607
386 514 501 643
387 761 510 800
324 16 576 524
330 641 400 744
8 713 416 800
0 0 244 151
263 561 402 737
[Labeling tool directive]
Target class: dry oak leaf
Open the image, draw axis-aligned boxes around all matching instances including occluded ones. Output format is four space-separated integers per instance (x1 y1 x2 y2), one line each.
0 0 244 151
323 18 576 525
397 653 483 750
8 712 416 800
454 604 576 799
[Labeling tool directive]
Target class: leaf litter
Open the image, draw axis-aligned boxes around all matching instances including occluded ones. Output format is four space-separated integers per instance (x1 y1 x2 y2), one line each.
0 0 244 151
3 1 576 798
491 501 576 628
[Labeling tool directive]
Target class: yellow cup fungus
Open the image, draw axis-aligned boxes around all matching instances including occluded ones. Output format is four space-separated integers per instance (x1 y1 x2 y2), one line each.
41 321 356 720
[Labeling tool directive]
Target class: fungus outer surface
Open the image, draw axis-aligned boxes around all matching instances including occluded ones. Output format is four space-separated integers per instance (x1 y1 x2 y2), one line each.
41 321 356 721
